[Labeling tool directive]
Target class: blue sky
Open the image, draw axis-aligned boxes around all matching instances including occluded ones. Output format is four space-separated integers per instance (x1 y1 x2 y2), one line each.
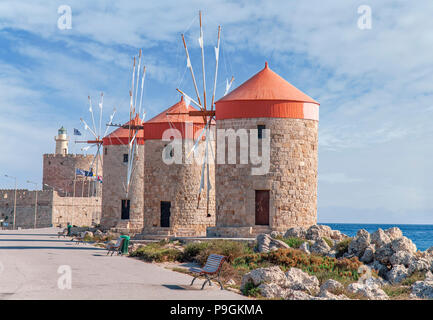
1 0 433 224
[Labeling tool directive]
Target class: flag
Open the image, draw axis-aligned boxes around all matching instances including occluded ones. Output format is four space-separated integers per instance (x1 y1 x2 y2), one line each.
74 128 82 136
214 46 219 61
75 169 85 176
198 35 203 48
84 170 94 177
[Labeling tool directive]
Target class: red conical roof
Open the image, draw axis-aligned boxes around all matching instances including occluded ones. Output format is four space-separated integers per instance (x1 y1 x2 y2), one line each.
143 97 207 140
146 96 206 124
103 114 145 146
218 62 318 104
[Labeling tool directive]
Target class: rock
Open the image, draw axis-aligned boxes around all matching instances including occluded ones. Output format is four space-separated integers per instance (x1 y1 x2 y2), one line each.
411 280 433 299
375 243 394 265
387 265 408 284
94 229 103 237
299 242 310 254
368 260 389 278
391 237 417 255
326 250 337 258
360 245 375 264
226 279 236 286
408 257 431 275
348 229 370 258
256 234 290 253
329 230 347 241
370 228 391 248
305 225 332 241
257 283 289 299
385 227 403 241
389 251 413 267
364 276 388 288
286 289 315 300
346 282 389 300
240 266 287 290
284 227 306 239
320 279 344 295
256 234 272 253
270 231 281 239
310 238 331 255
285 268 319 295
84 231 93 238
318 290 350 300
425 271 433 281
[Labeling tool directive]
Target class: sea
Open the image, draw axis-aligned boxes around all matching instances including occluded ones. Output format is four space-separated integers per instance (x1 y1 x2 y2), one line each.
320 223 433 251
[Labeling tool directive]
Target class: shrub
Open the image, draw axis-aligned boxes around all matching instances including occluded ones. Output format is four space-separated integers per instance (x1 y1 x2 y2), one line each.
241 282 261 297
401 271 425 286
322 237 334 248
335 238 352 258
382 285 411 299
188 240 253 265
130 243 182 262
182 242 210 262
277 237 305 249
232 248 362 284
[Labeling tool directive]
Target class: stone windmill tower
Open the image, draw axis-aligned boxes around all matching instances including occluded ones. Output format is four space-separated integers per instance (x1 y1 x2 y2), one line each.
140 97 215 237
209 62 320 237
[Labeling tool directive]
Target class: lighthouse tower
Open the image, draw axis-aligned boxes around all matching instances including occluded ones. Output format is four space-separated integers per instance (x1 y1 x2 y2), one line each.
55 126 69 155
209 62 319 237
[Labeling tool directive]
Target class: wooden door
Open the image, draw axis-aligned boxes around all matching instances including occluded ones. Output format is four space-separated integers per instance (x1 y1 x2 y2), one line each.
255 190 270 225
160 201 171 227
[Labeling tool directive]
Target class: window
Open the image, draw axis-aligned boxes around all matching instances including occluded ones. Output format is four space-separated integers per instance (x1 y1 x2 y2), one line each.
123 154 128 163
104 148 107 155
121 199 130 220
163 144 174 160
257 125 266 139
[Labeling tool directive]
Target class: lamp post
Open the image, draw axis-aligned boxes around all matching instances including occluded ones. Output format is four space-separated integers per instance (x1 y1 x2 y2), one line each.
27 180 38 229
4 174 17 230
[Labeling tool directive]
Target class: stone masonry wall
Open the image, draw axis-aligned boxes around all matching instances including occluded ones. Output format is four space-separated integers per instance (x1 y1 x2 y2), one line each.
100 144 128 228
0 189 53 228
142 139 215 236
43 154 102 197
52 193 101 227
212 117 318 236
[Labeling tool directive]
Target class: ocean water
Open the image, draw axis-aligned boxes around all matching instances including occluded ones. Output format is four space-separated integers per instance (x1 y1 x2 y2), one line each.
320 223 433 251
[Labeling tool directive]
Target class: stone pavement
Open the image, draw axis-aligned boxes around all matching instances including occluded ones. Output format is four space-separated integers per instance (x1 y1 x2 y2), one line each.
0 228 246 300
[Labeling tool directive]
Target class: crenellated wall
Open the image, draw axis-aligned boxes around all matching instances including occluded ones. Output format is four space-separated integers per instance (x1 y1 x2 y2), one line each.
42 153 103 197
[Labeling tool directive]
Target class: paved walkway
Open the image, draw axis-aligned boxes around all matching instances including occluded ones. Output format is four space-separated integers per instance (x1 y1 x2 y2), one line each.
0 228 245 300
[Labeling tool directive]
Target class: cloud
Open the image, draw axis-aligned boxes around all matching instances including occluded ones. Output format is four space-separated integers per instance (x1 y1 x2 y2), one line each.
1 1 433 223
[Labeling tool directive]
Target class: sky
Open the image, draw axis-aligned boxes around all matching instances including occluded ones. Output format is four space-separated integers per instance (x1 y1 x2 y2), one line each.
0 0 433 224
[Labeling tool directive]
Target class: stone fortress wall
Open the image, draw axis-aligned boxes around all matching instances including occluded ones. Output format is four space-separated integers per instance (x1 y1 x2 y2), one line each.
0 189 99 229
43 153 103 197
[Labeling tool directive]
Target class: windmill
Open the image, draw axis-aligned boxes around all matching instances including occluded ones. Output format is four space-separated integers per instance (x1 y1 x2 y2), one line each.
107 49 146 199
75 92 116 197
172 11 234 215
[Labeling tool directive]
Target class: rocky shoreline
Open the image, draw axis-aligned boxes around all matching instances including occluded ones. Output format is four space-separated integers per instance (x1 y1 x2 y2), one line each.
245 225 433 300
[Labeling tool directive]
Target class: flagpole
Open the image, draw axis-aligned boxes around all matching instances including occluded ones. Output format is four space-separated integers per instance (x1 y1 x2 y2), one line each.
72 167 76 226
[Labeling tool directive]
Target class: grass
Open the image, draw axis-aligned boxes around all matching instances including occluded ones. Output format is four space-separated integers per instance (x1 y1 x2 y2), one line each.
335 238 352 258
276 237 306 249
401 271 426 286
382 285 412 300
129 242 183 262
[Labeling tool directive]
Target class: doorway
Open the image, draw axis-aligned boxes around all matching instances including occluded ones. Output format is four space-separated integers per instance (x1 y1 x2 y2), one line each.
160 201 171 227
255 190 270 225
121 199 130 220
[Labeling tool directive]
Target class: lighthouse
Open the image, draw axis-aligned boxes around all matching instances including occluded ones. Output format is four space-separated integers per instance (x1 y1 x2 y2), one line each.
55 126 69 155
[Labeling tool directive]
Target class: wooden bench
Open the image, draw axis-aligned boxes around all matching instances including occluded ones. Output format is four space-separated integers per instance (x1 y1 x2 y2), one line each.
106 237 125 256
57 229 68 238
189 254 226 290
